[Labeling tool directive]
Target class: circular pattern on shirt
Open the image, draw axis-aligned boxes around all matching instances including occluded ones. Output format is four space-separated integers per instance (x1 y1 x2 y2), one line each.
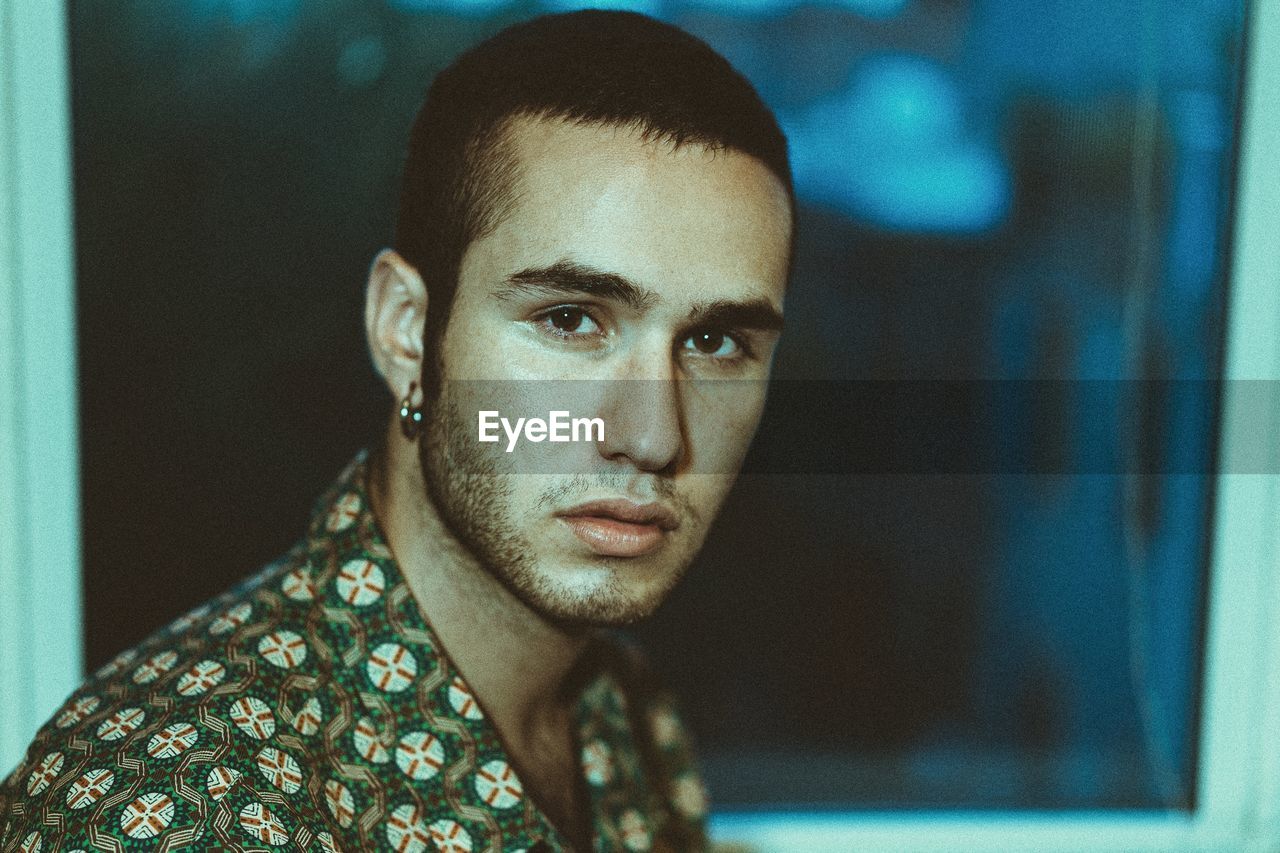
395 731 445 781
474 759 523 809
292 696 323 735
448 676 483 720
352 716 390 764
147 722 199 759
323 779 356 829
385 803 431 853
55 695 100 728
176 659 226 696
258 630 308 669
18 831 40 853
428 818 473 853
649 706 683 749
132 649 179 685
671 772 709 820
581 739 613 786
618 809 651 852
280 566 316 601
255 746 303 794
26 752 64 797
96 706 145 741
366 642 417 692
326 492 361 532
66 768 114 810
316 831 341 853
209 601 253 636
120 792 175 840
336 558 385 606
229 696 276 740
239 801 289 846
206 765 242 800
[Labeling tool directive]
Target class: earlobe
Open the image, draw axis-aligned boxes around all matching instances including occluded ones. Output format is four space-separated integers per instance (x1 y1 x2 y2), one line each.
365 249 428 395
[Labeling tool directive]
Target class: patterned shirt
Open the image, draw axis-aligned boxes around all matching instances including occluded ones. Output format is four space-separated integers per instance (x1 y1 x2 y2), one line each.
0 454 708 852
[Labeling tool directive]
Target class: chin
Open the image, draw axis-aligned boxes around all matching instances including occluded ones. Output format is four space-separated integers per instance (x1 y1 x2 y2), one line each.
510 561 684 628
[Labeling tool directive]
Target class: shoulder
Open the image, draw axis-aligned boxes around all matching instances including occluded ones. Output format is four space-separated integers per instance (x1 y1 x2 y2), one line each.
0 545 345 852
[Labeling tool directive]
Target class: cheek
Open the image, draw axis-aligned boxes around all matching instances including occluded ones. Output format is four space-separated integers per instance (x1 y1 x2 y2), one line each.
678 474 739 530
500 476 545 517
437 292 518 381
684 386 768 473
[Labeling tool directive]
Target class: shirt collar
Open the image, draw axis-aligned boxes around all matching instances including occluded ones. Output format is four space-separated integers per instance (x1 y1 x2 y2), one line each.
303 450 661 851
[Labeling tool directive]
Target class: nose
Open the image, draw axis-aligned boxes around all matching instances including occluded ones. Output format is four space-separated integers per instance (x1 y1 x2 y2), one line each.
595 352 685 474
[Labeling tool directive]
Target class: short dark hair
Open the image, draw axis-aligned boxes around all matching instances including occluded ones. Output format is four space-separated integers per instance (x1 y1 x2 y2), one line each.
393 9 793 398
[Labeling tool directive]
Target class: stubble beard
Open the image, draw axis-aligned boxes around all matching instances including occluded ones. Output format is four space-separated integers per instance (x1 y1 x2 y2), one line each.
417 384 691 628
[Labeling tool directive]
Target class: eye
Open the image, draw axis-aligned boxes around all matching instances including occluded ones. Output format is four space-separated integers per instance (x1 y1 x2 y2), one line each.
682 329 742 358
534 305 603 339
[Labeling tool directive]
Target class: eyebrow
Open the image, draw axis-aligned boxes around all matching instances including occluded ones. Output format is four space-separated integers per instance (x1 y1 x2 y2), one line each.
496 260 659 311
686 298 785 334
496 258 785 332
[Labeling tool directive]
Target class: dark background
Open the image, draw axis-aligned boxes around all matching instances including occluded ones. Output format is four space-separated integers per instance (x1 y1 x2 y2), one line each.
72 0 1243 808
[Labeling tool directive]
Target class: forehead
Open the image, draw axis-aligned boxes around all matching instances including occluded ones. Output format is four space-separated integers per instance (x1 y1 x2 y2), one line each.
459 115 792 308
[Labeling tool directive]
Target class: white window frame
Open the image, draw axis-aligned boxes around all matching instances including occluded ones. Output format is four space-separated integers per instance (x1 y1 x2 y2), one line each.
1 1 1277 849
0 0 83 774
711 2 1280 850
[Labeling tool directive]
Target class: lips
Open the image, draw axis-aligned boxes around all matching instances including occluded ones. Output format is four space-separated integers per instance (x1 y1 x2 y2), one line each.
555 499 679 558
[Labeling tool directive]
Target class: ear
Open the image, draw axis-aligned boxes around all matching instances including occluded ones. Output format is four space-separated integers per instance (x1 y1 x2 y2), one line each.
365 248 428 402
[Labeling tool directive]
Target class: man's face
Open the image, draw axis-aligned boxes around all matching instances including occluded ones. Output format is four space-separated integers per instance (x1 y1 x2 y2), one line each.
420 116 791 627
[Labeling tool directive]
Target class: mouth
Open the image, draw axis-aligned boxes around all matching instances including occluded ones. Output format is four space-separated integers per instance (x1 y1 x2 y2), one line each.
555 499 680 558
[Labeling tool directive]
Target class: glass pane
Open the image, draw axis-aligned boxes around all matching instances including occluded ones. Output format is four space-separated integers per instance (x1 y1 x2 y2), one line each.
73 0 1244 810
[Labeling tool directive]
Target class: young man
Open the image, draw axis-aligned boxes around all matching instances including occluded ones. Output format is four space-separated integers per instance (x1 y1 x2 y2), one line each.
0 10 792 852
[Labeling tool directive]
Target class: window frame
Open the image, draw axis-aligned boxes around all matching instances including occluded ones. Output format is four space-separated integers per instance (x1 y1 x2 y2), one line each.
0 0 83 776
2 1 1277 848
712 1 1280 849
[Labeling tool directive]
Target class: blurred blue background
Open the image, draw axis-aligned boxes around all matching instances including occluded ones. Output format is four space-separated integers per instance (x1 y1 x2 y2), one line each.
71 0 1244 810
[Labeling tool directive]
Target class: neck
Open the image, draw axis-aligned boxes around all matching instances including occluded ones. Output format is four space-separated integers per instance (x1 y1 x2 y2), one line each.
366 432 594 745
